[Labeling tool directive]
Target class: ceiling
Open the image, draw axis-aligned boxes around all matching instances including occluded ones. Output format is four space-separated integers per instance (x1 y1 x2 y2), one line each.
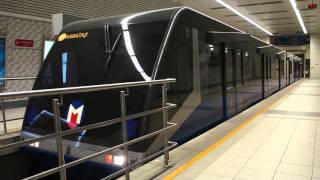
0 0 179 19
0 0 318 37
176 0 320 36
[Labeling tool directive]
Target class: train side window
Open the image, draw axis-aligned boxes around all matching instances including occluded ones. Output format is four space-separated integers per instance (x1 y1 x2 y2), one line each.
60 51 78 87
62 52 68 85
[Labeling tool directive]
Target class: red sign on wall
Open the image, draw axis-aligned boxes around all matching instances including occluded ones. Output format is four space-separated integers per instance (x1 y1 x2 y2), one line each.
15 39 33 47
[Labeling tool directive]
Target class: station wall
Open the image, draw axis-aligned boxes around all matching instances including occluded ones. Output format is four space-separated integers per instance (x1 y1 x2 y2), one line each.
0 15 51 93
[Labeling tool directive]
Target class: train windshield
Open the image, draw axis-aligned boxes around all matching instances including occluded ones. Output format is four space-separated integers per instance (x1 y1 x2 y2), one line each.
23 20 169 146
34 20 169 89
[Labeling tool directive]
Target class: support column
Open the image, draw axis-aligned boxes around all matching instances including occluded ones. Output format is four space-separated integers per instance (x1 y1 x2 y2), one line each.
310 34 320 78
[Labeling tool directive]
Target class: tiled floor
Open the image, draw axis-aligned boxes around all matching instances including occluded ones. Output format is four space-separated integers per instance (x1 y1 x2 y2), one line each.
181 79 320 180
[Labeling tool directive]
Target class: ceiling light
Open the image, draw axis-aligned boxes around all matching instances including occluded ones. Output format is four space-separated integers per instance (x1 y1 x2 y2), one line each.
289 0 307 34
215 0 273 36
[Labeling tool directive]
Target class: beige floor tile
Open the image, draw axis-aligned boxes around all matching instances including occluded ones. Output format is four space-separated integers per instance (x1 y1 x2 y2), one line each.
214 155 248 167
240 135 266 144
277 162 312 177
252 150 284 161
273 173 310 180
288 142 315 151
282 154 314 166
290 136 316 145
285 148 314 158
314 158 320 167
293 132 317 139
232 142 260 150
235 167 274 180
204 163 241 178
224 147 256 158
244 158 279 171
258 144 287 154
193 173 232 180
316 138 320 146
314 166 320 178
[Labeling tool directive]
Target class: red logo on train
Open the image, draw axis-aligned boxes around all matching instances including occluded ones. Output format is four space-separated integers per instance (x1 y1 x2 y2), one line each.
66 104 84 129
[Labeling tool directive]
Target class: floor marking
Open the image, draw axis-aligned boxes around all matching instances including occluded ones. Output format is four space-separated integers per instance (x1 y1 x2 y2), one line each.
163 83 298 180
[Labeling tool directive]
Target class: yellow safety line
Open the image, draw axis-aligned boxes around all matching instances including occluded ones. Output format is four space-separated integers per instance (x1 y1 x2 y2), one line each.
163 86 293 180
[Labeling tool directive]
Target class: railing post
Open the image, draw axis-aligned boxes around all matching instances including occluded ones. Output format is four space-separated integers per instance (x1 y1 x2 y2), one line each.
162 84 169 167
1 100 7 135
120 91 130 180
53 99 67 180
0 85 7 135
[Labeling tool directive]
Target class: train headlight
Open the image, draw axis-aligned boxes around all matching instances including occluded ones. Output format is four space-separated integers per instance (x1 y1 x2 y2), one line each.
105 153 125 166
113 155 125 166
29 141 40 148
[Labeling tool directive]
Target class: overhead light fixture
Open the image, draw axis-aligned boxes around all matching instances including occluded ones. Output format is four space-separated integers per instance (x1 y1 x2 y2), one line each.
215 0 273 36
289 0 307 34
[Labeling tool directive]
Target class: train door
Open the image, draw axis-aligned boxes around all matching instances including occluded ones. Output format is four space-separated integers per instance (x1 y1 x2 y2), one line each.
289 60 292 84
286 57 290 85
263 55 270 97
280 54 286 88
235 49 244 111
278 55 282 89
224 43 237 117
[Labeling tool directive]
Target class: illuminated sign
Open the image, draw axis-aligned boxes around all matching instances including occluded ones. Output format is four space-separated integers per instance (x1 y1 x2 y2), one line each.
308 3 317 9
15 39 33 47
58 32 88 42
66 103 84 129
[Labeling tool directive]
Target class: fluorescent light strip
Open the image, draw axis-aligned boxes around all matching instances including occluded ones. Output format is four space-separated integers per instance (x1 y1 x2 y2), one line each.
121 11 158 81
257 45 272 49
289 0 307 34
215 0 273 36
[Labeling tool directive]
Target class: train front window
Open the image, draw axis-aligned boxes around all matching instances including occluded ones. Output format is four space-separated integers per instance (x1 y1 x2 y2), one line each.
34 29 106 89
35 20 169 90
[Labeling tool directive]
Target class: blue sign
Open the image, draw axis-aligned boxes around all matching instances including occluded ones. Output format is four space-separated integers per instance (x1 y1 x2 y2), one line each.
0 38 5 85
270 35 310 46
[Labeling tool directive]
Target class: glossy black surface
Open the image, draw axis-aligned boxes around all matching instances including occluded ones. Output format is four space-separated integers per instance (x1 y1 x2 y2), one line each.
21 7 303 162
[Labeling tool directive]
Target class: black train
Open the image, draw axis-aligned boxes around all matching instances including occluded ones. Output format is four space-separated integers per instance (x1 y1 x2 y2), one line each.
19 6 302 179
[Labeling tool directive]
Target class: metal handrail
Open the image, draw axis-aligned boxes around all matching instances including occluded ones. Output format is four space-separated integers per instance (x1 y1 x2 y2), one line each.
0 78 177 180
0 76 37 135
0 78 176 100
0 77 37 81
0 78 175 135
0 104 176 152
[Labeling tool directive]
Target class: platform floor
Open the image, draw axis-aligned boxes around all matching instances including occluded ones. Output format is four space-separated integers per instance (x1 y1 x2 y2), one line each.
0 107 24 135
124 79 320 180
